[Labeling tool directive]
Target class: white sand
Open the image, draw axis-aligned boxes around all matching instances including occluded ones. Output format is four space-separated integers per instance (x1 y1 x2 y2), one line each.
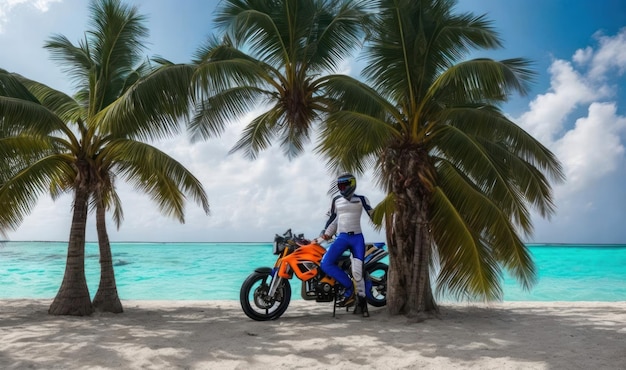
1 299 625 369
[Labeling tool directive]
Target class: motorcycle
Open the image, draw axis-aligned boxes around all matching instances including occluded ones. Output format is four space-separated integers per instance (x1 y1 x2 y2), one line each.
240 229 389 321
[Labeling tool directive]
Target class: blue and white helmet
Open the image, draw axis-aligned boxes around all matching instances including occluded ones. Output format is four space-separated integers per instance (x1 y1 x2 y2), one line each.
337 173 356 199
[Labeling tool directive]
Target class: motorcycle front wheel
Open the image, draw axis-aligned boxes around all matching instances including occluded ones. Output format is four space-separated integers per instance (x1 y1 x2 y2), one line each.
240 270 292 321
366 262 388 307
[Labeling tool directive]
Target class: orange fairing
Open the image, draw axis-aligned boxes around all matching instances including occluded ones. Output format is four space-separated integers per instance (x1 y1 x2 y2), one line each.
277 242 326 280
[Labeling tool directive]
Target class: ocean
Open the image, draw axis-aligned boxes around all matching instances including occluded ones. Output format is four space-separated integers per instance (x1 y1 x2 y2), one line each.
1 241 625 301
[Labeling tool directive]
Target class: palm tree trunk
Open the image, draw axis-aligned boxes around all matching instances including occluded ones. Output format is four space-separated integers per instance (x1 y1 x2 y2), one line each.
384 144 438 318
48 186 94 316
92 201 123 313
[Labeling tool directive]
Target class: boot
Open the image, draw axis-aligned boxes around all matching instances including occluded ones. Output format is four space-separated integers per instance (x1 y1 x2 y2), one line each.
336 292 356 308
353 296 369 317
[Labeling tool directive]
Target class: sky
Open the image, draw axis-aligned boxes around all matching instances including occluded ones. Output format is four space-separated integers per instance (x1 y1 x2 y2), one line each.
1 0 625 244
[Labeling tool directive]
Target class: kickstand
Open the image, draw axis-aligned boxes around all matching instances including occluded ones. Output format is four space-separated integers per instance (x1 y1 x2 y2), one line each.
332 295 337 317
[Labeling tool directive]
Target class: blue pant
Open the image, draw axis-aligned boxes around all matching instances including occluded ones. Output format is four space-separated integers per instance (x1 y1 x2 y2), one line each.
321 232 365 296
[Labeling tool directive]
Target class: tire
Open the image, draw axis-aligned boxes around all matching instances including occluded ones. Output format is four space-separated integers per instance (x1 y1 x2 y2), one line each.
240 270 292 321
365 262 388 307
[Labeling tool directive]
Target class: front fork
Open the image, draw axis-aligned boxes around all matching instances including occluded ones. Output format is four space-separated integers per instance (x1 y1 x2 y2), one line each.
268 266 287 297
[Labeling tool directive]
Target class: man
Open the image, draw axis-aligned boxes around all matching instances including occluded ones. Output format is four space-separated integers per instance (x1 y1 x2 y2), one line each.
318 173 373 316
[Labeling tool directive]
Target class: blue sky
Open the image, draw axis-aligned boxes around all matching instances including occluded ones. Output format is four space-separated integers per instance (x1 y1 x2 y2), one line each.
1 0 625 243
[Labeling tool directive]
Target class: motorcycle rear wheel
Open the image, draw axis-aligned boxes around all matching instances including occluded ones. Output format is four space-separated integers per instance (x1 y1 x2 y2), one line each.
366 262 388 307
240 270 292 321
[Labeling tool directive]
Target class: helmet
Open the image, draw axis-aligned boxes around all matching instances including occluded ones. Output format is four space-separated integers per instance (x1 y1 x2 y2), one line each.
337 173 356 199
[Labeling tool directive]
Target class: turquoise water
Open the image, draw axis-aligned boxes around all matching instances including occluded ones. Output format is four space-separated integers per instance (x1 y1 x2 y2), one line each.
1 241 625 301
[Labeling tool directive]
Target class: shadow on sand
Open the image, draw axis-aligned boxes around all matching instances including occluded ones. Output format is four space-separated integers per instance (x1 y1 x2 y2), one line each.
1 300 624 369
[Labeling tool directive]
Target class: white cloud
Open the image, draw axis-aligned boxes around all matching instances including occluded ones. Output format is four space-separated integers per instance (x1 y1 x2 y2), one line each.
554 102 626 194
32 0 60 11
586 28 626 80
517 29 626 243
0 0 60 33
518 29 626 147
517 60 601 145
572 46 593 66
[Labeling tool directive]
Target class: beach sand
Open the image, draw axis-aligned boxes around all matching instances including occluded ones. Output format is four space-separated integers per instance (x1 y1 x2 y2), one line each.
1 300 625 369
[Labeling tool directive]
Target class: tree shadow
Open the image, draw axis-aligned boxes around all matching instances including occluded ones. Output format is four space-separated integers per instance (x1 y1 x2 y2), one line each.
0 300 624 369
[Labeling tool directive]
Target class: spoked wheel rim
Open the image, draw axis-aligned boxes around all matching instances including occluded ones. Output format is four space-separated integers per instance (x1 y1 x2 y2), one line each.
252 281 277 310
241 271 291 320
366 263 388 307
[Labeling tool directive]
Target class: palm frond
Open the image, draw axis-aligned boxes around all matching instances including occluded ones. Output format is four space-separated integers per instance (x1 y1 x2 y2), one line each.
193 57 272 96
478 138 558 223
120 58 155 95
192 34 261 66
362 0 505 104
96 63 196 141
219 0 364 72
321 74 403 122
109 189 124 229
189 85 267 142
317 110 397 173
215 0 288 65
104 140 209 222
87 0 148 100
13 75 85 124
428 9 502 65
301 0 368 72
371 192 395 231
0 70 39 102
436 106 564 179
425 58 535 107
44 34 93 91
229 108 281 160
430 186 505 301
277 111 313 160
431 124 536 219
0 96 74 139
49 176 74 200
0 155 74 232
435 158 523 248
431 108 564 223
0 136 58 162
432 160 537 293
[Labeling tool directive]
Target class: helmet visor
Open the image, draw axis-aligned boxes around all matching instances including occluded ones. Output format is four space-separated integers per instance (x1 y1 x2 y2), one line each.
337 180 352 191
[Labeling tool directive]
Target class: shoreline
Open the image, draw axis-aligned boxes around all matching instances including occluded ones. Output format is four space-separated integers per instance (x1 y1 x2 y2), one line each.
1 300 625 369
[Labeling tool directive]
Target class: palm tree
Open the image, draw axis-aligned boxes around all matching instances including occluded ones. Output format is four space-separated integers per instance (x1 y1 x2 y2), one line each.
317 0 565 317
189 0 369 159
0 0 208 315
0 72 96 315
